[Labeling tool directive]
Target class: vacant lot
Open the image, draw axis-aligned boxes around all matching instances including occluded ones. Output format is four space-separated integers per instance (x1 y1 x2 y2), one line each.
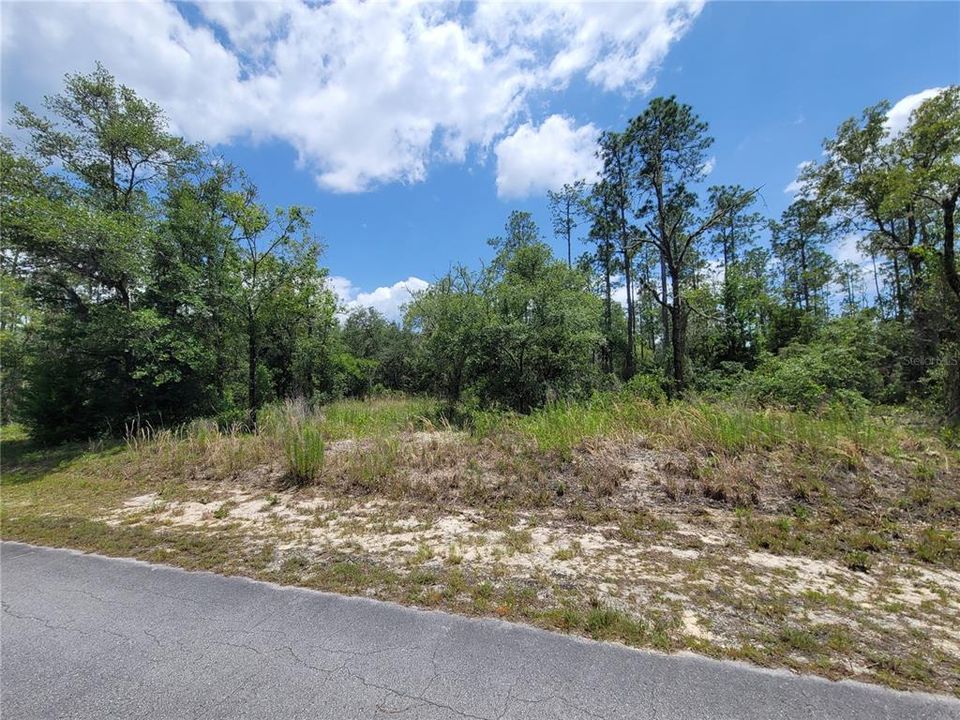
2 396 958 696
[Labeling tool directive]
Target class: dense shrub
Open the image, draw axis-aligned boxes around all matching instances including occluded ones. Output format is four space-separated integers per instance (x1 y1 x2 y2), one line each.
623 374 667 404
742 317 895 411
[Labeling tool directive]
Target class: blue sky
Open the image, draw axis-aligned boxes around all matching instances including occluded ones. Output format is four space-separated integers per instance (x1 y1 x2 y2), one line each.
3 1 958 317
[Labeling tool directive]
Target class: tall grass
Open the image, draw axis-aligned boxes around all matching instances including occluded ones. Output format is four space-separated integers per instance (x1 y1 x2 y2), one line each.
282 420 326 485
115 391 949 491
123 416 267 480
319 396 439 440
116 396 439 484
472 393 932 463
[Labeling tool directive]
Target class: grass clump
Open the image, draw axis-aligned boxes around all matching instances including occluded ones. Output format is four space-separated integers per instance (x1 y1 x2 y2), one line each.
502 528 533 554
281 420 326 486
911 526 957 566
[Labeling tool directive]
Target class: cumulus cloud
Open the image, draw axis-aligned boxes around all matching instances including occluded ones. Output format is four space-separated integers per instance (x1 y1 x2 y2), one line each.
494 115 601 198
328 275 429 322
1 0 702 193
784 160 814 197
885 87 947 138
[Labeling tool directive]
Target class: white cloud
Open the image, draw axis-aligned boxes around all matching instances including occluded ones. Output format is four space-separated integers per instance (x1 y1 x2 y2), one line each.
833 233 869 269
784 160 814 197
885 87 947 138
328 275 429 322
1 0 702 193
474 1 704 93
701 155 716 176
326 276 357 307
494 115 601 198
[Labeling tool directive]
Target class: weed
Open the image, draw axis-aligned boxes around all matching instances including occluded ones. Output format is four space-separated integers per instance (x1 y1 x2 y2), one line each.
282 421 326 485
502 528 533 554
843 551 872 572
778 627 820 653
412 544 434 564
911 527 956 565
552 541 582 561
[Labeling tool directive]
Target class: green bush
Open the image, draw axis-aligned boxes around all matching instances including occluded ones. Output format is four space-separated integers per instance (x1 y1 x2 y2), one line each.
282 421 325 485
623 373 667 404
331 352 379 399
746 353 829 410
746 347 872 412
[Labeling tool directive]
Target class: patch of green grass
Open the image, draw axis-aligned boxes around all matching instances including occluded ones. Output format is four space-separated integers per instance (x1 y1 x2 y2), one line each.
317 396 439 440
737 515 819 556
843 551 873 573
911 527 957 566
329 438 403 494
469 396 948 470
411 543 434 564
778 626 820 654
552 541 581 561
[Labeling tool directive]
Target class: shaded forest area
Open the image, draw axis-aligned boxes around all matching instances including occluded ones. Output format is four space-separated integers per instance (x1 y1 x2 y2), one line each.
2 66 959 442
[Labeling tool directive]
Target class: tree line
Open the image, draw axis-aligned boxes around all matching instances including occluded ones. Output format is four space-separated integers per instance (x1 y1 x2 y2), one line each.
1 66 958 441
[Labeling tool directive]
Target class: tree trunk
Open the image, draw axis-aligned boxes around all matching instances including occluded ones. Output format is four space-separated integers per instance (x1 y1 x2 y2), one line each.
946 345 960 429
623 243 636 380
893 254 905 322
669 270 685 395
942 197 960 305
799 242 810 313
659 251 669 356
939 196 960 427
603 243 613 374
871 251 883 319
907 251 936 384
247 306 258 428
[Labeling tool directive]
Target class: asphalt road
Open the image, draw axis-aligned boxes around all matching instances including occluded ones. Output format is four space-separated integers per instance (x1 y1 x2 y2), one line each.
1 541 957 719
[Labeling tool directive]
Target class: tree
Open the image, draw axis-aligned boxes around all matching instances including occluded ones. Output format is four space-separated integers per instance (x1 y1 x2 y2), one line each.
488 210 540 258
810 86 959 423
222 183 322 425
12 63 199 214
770 199 836 317
627 97 755 394
584 180 619 373
548 180 586 268
835 260 867 315
340 307 416 392
406 267 487 404
477 240 602 411
896 87 960 309
597 131 640 379
2 67 200 438
898 86 960 424
805 99 936 370
707 184 765 362
1 66 336 438
410 215 602 412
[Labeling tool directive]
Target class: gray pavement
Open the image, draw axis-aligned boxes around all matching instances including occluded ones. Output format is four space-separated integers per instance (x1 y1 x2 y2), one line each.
1 541 957 719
